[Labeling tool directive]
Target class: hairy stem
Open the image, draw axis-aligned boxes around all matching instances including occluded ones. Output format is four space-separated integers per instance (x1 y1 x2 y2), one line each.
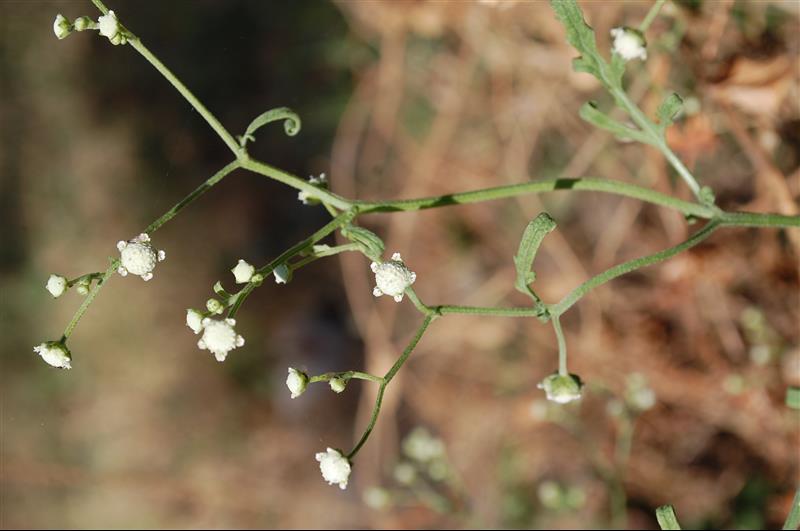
62 259 119 341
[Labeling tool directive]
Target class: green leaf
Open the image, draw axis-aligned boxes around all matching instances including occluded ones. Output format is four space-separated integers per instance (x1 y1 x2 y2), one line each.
656 504 682 530
579 102 652 144
513 213 556 304
783 489 800 530
656 93 683 133
787 387 800 410
238 107 301 147
550 0 619 88
341 226 385 261
551 0 602 77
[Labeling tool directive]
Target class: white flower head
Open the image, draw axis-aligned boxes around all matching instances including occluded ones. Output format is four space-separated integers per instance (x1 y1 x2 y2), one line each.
197 318 244 362
97 10 119 39
231 259 255 284
116 233 165 281
538 373 584 404
286 367 308 399
371 252 416 302
186 309 204 334
53 14 71 40
33 341 72 370
329 377 346 394
315 447 352 490
610 27 647 62
273 264 291 285
46 274 68 298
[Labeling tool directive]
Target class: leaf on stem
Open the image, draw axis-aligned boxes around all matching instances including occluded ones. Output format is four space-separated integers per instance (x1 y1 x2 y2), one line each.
238 107 302 147
513 212 556 305
787 387 800 410
783 489 800 530
656 92 683 134
341 226 385 261
579 102 651 144
550 0 621 88
655 504 682 530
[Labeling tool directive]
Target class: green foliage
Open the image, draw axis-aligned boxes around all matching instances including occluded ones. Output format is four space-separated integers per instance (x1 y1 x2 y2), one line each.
655 504 682 530
513 212 555 312
656 93 684 134
238 107 302 148
340 225 385 261
579 102 651 144
786 387 800 409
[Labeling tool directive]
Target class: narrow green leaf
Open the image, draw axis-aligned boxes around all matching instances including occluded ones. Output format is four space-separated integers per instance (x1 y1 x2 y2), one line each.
787 387 800 410
341 225 385 261
783 489 800 530
579 102 652 144
239 107 301 147
656 93 683 132
550 0 603 79
656 504 682 530
513 213 556 302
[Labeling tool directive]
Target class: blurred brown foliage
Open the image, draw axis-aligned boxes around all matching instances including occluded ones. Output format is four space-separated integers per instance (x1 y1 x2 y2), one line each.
1 0 798 529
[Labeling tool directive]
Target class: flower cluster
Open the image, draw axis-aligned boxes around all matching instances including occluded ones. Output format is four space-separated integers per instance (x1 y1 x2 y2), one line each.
610 27 647 62
195 318 245 362
371 252 416 302
297 173 328 205
315 448 352 490
117 233 165 281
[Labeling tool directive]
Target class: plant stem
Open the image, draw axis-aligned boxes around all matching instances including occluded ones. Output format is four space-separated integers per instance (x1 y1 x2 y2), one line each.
145 161 240 234
638 0 667 33
309 370 384 385
240 158 352 211
550 220 720 317
227 210 355 317
347 314 435 459
61 259 119 341
357 177 712 218
91 0 243 158
552 315 568 376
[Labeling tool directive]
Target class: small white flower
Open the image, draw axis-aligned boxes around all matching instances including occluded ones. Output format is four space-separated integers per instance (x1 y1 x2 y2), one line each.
315 447 351 490
402 427 444 463
97 10 119 39
273 264 291 284
286 367 308 399
116 233 165 281
329 377 346 394
610 27 647 62
186 309 204 334
53 14 71 40
538 373 584 404
46 274 68 298
231 259 255 284
33 341 72 370
297 173 328 205
197 318 244 362
371 252 416 302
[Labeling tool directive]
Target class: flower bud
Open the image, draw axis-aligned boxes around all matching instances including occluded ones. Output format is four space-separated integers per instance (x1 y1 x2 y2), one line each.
231 259 255 284
273 264 291 285
53 14 72 40
329 377 346 394
46 274 68 298
33 341 72 369
537 373 583 404
186 309 204 334
73 16 94 31
286 367 308 399
206 298 224 315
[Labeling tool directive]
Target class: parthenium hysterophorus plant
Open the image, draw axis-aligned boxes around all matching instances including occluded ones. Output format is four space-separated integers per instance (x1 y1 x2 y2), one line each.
41 0 799 492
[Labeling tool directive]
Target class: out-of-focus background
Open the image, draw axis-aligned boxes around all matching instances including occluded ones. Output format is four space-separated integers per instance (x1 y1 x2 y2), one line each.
1 0 798 528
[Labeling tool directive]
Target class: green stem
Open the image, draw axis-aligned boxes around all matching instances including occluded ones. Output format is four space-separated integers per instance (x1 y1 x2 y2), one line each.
289 243 361 270
347 314 435 459
553 315 568 376
61 259 119 341
240 158 352 211
638 0 667 33
356 177 712 218
309 371 383 385
719 211 800 228
145 161 240 234
436 305 545 318
227 210 355 317
550 220 720 317
91 0 243 158
782 489 800 530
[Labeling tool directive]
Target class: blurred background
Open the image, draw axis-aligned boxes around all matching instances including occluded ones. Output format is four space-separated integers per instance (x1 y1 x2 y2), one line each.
1 0 798 528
